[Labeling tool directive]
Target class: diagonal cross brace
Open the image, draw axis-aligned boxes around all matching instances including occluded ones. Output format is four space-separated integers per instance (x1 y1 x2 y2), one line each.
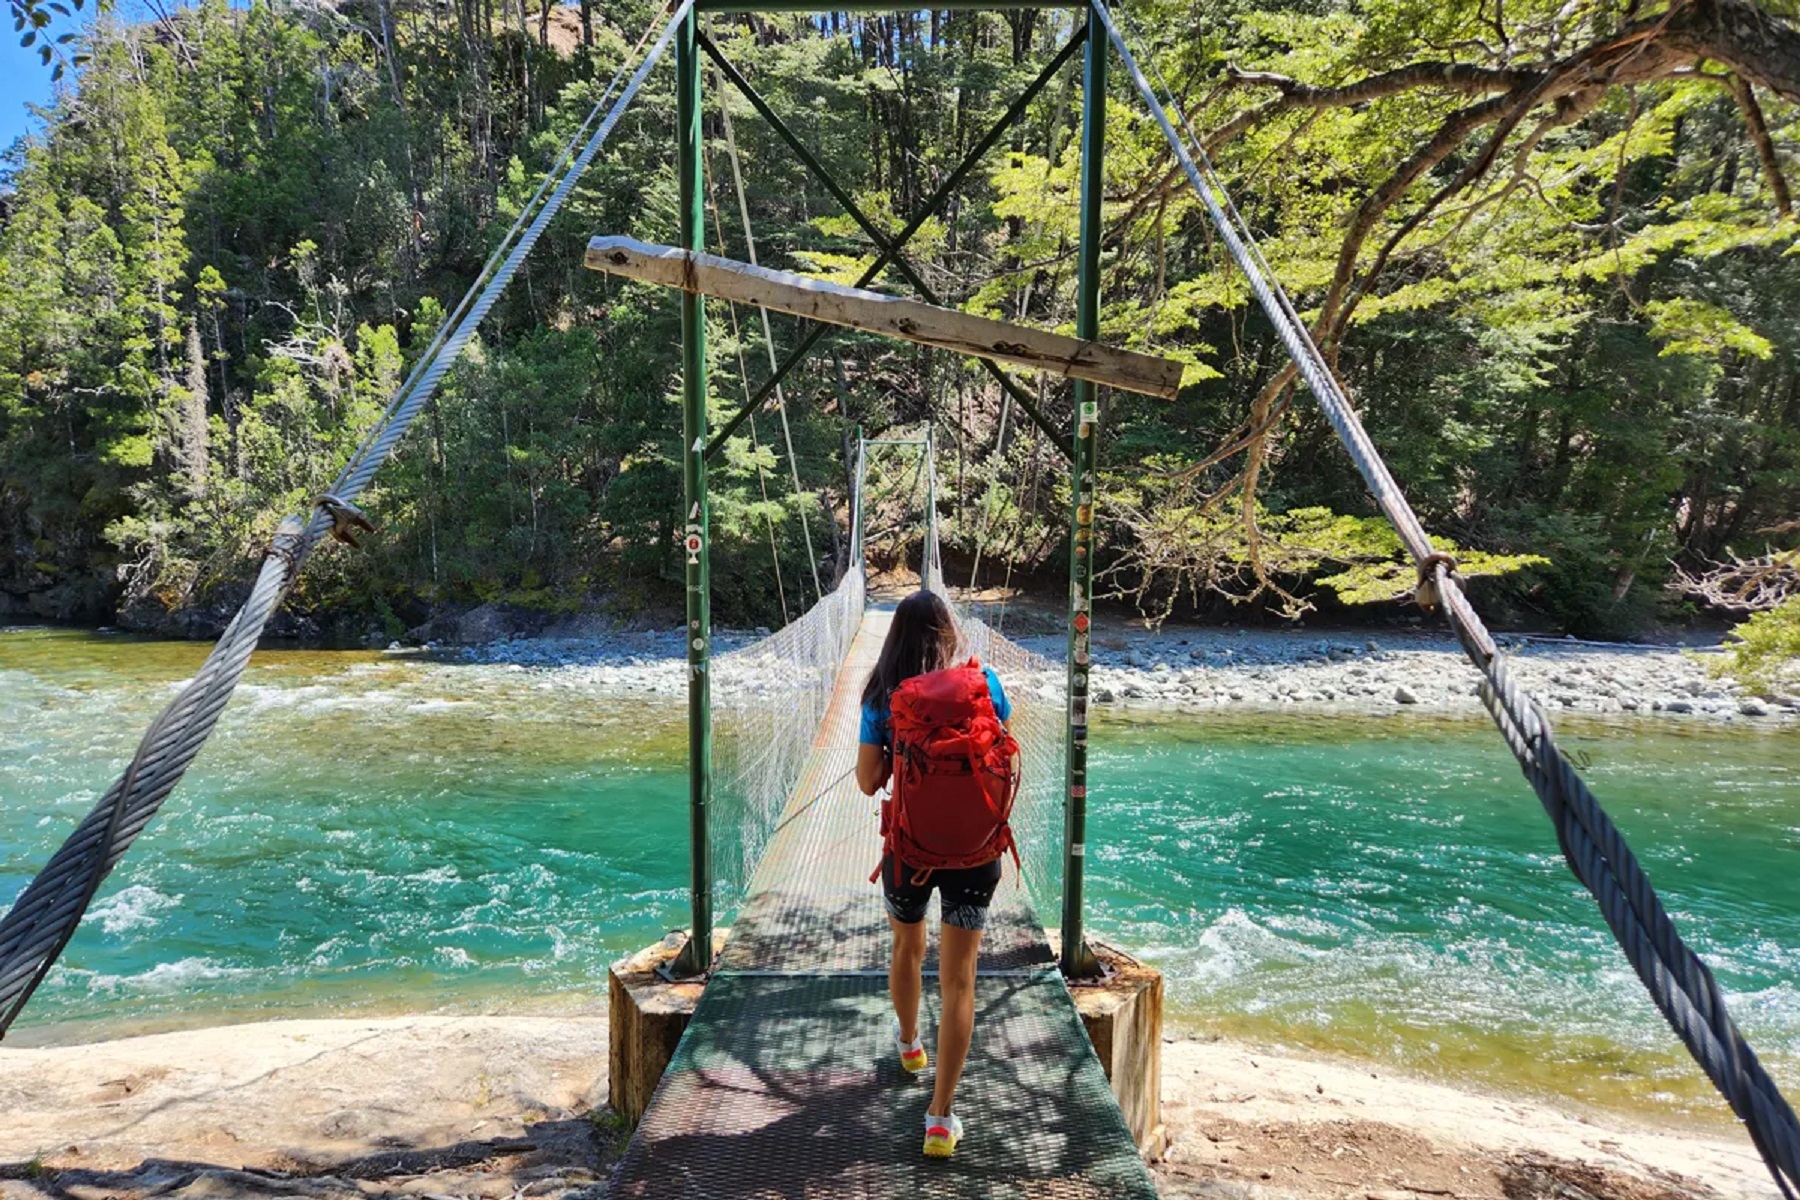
699 26 1090 463
699 29 1079 461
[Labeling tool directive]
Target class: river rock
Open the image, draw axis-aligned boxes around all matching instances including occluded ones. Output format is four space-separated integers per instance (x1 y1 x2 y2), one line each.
1394 685 1419 705
1741 699 1771 717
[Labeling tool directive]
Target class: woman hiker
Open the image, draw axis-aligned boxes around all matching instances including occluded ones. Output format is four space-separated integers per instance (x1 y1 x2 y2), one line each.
855 589 1019 1160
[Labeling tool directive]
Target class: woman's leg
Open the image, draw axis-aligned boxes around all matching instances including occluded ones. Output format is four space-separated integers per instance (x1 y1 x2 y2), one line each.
927 858 1001 1117
929 921 982 1116
883 856 931 1043
889 911 927 1041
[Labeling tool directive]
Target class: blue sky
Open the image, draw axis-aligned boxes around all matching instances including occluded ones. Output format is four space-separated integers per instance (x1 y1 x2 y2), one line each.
0 27 66 152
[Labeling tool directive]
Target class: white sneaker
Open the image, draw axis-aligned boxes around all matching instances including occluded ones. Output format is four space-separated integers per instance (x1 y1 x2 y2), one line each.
923 1110 963 1158
891 1016 928 1073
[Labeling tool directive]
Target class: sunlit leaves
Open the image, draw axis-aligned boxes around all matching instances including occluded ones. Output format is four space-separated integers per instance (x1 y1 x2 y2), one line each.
1643 298 1775 359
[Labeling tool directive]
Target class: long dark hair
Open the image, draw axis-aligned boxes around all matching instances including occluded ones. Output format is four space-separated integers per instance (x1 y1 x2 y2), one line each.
862 590 960 715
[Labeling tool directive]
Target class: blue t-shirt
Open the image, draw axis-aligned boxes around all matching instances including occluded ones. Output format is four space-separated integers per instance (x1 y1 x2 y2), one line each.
859 666 1011 749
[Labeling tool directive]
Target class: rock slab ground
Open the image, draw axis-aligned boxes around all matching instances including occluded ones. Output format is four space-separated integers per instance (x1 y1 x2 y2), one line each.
0 1017 1771 1199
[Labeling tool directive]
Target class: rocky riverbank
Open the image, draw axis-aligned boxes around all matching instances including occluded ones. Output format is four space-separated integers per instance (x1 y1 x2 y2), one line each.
1011 624 1797 721
403 610 1795 723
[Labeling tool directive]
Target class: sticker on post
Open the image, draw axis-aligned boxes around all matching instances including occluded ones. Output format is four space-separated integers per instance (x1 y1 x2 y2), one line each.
1080 401 1099 423
1070 842 1086 857
684 525 704 565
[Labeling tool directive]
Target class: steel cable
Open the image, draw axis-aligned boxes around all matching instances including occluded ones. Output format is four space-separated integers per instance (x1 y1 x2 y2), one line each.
1092 2 1799 1190
0 1 693 1037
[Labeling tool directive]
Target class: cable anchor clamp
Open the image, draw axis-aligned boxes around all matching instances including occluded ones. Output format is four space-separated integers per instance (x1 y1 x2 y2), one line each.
316 493 377 549
1413 551 1460 612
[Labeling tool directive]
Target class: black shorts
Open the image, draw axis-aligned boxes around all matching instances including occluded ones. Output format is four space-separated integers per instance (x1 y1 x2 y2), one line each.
880 852 1002 932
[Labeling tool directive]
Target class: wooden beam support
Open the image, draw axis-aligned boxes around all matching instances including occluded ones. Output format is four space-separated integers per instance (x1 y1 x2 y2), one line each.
585 236 1184 401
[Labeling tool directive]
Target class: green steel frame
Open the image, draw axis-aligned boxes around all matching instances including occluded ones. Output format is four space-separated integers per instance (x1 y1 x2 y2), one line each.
700 0 1081 10
700 28 1086 465
670 2 1109 981
1061 3 1105 979
697 30 1077 463
673 4 715 978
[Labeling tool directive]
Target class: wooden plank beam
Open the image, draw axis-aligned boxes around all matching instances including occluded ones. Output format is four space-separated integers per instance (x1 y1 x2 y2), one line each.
585 235 1184 400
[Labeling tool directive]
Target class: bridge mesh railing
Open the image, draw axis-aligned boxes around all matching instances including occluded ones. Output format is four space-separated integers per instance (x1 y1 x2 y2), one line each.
711 438 1066 931
926 470 1068 933
710 568 864 914
708 445 868 916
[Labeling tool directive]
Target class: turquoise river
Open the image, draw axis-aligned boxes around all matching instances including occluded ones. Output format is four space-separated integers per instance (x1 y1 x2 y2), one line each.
3 626 1797 1129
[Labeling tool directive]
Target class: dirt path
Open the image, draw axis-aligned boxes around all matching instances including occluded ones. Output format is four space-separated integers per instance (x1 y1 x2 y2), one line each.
0 1018 1772 1199
1154 1038 1767 1200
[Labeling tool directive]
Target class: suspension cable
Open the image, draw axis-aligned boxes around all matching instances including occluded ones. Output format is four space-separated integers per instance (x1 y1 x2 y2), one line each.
704 107 790 627
714 20 825 605
1092 3 1800 1191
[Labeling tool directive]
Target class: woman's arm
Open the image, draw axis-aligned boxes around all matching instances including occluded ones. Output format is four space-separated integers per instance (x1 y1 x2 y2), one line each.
856 742 890 796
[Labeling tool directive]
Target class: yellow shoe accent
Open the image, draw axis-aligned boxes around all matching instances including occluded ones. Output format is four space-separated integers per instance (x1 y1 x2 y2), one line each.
922 1114 962 1158
892 1017 928 1074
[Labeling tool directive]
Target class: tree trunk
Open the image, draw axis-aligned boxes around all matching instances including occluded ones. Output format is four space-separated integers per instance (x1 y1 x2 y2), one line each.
177 322 210 501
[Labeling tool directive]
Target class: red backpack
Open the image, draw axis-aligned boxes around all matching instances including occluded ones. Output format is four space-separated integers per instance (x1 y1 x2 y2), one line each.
872 658 1022 884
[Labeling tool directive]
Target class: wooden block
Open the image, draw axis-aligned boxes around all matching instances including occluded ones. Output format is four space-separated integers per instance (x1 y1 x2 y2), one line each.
585 235 1185 400
1052 933 1167 1159
607 929 729 1124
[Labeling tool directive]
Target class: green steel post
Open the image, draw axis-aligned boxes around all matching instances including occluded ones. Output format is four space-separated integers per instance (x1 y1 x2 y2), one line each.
1061 1 1106 981
673 6 714 980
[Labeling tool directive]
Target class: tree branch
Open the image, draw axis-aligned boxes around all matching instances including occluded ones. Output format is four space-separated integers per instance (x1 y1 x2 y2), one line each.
1726 73 1793 218
1664 0 1800 102
1224 60 1534 105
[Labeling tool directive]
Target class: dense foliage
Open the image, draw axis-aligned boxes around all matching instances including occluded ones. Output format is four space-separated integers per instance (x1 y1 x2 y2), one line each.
0 0 1795 640
1716 595 1800 690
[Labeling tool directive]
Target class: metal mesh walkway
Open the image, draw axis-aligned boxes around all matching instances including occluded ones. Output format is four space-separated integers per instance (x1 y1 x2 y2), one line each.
609 608 1157 1198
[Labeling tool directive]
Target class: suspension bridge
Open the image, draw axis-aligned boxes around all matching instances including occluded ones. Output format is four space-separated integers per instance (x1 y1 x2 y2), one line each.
1 0 1798 1196
610 446 1156 1192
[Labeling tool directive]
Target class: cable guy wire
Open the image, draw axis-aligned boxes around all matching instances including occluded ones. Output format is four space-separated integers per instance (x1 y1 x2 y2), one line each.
1090 2 1800 1192
0 0 694 1038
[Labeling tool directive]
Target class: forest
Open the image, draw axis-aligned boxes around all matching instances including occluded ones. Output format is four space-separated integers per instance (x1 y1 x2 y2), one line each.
0 0 1796 648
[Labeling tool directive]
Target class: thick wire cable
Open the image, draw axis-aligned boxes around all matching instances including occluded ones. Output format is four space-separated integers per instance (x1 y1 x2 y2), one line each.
0 0 693 1037
1092 3 1800 1190
704 130 790 625
715 54 825 604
